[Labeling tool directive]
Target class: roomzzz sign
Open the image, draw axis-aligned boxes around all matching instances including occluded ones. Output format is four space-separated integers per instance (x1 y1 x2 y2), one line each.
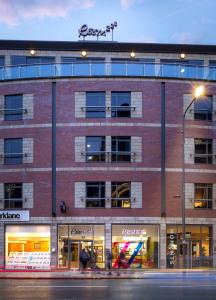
78 22 117 40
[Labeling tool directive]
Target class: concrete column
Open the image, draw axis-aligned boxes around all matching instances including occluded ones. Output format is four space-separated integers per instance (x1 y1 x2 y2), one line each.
50 223 58 270
131 182 142 208
184 138 194 164
160 223 166 269
75 92 85 118
106 91 111 118
131 92 142 118
131 136 142 162
183 94 194 120
75 137 85 162
23 138 34 164
106 182 111 208
185 183 194 209
74 182 85 208
23 94 34 119
0 95 4 121
23 183 34 209
105 223 112 251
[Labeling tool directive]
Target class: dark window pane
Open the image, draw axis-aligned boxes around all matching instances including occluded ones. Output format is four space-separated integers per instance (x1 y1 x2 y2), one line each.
111 92 131 118
111 137 131 162
0 56 4 67
4 138 22 164
86 136 105 162
11 55 26 66
194 139 212 164
86 92 105 118
4 183 22 209
4 95 23 121
194 96 212 121
86 182 105 208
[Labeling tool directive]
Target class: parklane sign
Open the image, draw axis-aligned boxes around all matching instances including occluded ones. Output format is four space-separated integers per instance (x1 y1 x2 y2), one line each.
0 210 29 222
78 22 117 40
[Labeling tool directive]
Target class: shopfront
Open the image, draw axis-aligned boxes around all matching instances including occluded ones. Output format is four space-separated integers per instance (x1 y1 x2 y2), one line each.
112 224 159 269
5 225 51 270
58 224 105 269
166 225 213 268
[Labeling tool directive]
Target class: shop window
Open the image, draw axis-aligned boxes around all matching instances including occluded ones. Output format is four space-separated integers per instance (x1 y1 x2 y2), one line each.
111 92 131 118
86 92 106 118
4 183 22 209
194 183 212 209
4 94 23 121
194 96 212 121
86 136 105 162
194 138 213 164
4 138 23 164
5 225 50 270
111 136 131 162
111 182 131 208
112 224 159 269
86 182 105 208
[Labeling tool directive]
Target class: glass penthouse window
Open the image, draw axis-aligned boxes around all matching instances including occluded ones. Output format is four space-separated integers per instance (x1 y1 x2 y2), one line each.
4 95 23 121
86 92 106 118
111 58 155 76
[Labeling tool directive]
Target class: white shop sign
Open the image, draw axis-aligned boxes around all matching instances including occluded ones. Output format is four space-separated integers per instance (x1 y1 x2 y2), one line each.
0 211 29 222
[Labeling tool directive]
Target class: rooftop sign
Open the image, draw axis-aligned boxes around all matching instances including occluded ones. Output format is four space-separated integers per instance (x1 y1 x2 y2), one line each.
78 22 117 41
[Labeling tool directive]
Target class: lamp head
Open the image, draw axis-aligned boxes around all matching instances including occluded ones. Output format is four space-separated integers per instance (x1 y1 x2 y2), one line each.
194 85 204 98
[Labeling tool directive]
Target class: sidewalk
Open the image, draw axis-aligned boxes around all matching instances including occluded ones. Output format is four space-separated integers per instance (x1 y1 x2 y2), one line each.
0 268 216 279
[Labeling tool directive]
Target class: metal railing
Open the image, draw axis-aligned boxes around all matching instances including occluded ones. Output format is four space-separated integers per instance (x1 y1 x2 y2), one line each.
0 62 216 81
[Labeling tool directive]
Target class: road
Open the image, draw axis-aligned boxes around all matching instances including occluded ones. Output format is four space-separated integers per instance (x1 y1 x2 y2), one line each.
0 274 216 300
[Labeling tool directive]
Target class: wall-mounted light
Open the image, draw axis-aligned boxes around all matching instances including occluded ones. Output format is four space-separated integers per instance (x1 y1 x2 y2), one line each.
30 49 36 56
180 53 186 59
60 200 66 213
81 50 87 57
130 52 136 58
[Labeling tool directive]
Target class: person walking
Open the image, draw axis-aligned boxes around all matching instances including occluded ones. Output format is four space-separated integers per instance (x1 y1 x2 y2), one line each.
79 248 90 273
106 249 112 275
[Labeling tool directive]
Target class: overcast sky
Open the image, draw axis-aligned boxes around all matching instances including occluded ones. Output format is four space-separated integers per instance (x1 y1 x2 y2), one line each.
0 0 215 44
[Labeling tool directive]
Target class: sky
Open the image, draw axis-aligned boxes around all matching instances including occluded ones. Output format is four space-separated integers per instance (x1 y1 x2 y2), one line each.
0 0 215 45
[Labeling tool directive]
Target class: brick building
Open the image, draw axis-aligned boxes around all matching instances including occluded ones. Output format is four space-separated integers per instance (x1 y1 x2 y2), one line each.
0 40 215 270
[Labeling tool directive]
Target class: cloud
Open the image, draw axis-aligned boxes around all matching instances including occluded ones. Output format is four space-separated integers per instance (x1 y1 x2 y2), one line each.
120 0 136 9
0 0 94 26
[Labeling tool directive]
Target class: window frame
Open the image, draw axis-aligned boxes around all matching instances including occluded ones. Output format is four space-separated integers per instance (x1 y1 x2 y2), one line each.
111 92 131 118
4 94 23 121
85 92 106 118
111 182 131 208
194 138 213 164
4 138 23 165
86 136 106 162
194 96 213 121
85 182 105 208
111 136 131 162
194 183 213 209
4 182 23 209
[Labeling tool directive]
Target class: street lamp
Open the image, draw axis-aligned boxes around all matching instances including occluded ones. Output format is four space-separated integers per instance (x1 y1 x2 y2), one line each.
182 85 205 268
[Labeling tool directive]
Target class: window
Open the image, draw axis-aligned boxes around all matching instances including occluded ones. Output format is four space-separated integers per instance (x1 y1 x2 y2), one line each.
11 56 55 65
4 95 23 121
194 96 212 121
194 183 212 209
86 92 106 118
86 182 105 208
112 136 131 162
4 138 23 164
194 139 212 164
161 59 204 79
111 182 131 208
111 58 155 76
4 183 23 208
0 56 4 67
111 92 131 118
86 136 105 162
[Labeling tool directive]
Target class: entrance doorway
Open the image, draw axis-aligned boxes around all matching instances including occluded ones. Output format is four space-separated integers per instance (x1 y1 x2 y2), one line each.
69 240 93 269
178 240 201 268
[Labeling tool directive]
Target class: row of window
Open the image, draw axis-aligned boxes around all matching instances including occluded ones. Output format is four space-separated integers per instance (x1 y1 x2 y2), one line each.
1 137 214 165
2 182 213 209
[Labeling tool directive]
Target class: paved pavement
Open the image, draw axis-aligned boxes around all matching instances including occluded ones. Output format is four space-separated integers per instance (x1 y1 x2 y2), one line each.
0 268 216 279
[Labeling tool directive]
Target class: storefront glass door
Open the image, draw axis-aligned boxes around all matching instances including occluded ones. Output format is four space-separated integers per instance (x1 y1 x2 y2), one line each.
69 240 93 269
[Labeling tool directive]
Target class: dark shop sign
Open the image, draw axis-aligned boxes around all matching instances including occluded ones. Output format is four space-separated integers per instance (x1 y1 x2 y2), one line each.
78 22 117 40
0 210 29 222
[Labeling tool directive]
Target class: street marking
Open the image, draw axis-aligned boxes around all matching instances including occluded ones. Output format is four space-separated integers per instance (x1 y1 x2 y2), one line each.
160 285 216 288
18 285 108 288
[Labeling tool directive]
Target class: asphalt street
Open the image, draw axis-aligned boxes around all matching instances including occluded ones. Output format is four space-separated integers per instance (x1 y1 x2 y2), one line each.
0 274 216 300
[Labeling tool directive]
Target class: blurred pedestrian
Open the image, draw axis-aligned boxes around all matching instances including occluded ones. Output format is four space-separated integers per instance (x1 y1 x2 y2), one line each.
106 249 112 275
79 248 90 273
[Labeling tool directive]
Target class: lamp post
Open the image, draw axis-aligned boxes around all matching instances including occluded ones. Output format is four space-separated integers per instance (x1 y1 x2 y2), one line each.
182 85 205 269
